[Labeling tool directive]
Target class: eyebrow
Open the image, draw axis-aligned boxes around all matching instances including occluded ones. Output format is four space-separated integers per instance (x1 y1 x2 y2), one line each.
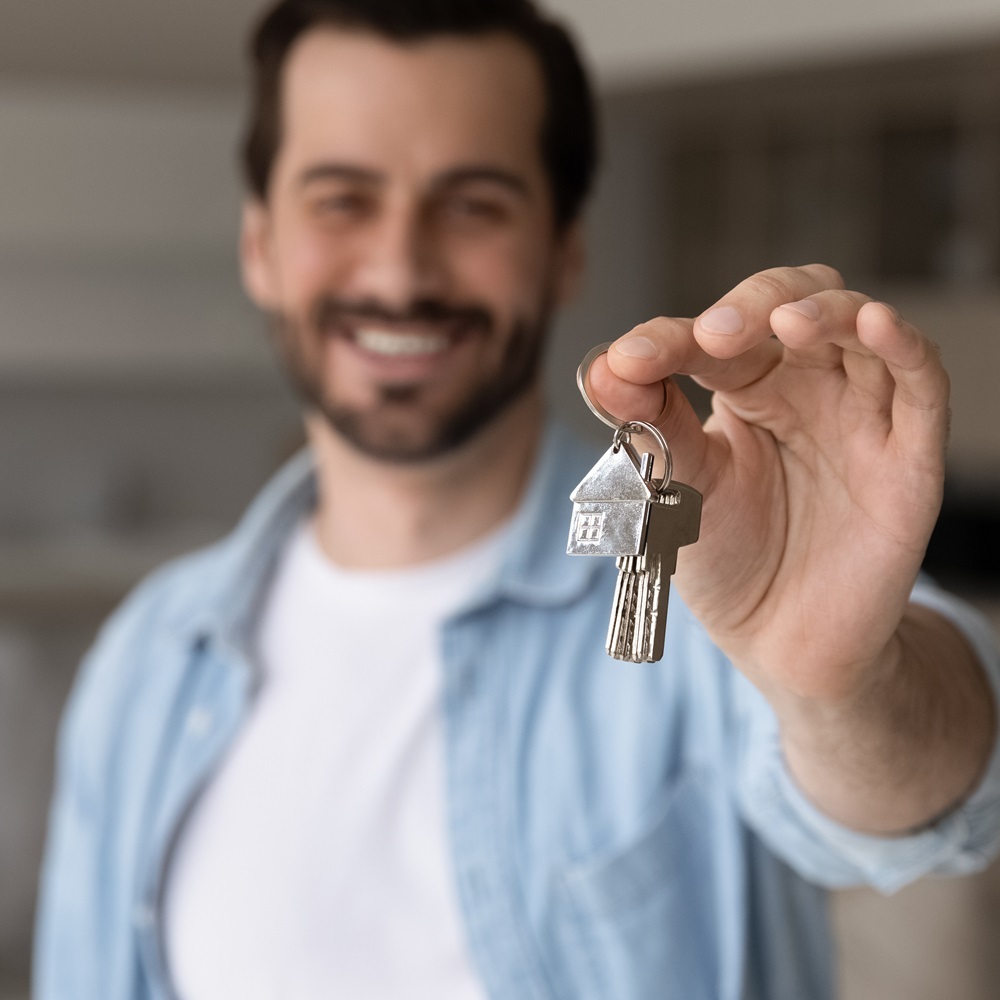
431 166 530 199
298 162 530 199
299 163 383 188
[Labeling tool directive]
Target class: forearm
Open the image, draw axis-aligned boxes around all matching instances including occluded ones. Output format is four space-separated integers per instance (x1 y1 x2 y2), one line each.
775 603 997 835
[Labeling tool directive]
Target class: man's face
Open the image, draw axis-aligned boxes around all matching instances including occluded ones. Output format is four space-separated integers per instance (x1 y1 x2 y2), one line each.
242 27 581 461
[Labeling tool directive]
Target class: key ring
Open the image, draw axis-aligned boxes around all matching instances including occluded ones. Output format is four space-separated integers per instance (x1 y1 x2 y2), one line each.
614 420 673 494
575 341 621 431
576 343 673 494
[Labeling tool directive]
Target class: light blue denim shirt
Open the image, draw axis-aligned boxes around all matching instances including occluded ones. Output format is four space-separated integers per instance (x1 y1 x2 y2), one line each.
36 421 1000 1000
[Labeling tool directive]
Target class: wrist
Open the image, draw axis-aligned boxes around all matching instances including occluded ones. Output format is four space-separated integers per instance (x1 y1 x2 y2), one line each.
773 605 996 834
774 631 906 757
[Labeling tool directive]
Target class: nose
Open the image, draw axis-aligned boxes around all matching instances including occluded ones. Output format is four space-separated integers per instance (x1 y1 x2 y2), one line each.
351 201 445 309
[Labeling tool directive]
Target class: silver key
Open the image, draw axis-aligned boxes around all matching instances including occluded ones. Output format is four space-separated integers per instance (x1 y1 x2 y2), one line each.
608 553 647 660
568 422 702 663
613 481 702 661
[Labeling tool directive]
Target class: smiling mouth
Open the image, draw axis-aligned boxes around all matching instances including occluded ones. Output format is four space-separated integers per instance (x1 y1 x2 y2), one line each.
352 327 453 357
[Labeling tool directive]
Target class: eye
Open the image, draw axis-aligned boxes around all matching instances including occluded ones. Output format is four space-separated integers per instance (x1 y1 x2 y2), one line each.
311 189 374 220
443 195 510 226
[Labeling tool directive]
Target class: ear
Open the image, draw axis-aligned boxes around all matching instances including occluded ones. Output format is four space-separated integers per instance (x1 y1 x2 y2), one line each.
240 198 280 310
553 219 586 306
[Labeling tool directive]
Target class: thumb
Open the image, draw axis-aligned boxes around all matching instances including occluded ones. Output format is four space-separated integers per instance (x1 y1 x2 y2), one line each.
588 356 708 487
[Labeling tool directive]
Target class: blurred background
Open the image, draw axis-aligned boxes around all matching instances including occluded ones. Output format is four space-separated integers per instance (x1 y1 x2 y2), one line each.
2 1 1000 997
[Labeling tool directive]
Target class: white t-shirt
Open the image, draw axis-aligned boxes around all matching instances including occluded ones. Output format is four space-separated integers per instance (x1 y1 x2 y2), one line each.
164 518 507 1000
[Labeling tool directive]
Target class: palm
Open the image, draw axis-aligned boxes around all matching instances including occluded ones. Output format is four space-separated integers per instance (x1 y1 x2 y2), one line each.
595 266 949 702
692 353 942 698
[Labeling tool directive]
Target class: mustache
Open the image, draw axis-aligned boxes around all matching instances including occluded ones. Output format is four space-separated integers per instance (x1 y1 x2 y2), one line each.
310 296 493 335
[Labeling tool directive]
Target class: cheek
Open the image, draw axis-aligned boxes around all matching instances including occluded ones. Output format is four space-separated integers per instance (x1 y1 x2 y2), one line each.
452 232 552 314
272 225 347 309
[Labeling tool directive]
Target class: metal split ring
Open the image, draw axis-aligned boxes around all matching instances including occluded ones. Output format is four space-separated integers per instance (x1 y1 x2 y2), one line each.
575 341 620 430
576 342 673 494
614 420 673 494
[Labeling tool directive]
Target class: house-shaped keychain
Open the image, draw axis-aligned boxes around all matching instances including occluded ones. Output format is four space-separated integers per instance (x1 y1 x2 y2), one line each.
566 440 657 558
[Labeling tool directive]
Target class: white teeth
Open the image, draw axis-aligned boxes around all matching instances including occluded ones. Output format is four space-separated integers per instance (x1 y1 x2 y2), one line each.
354 328 450 357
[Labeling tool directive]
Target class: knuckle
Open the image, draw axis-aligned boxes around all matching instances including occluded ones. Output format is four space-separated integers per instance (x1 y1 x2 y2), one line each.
802 263 845 288
744 269 796 301
645 315 687 332
741 263 844 305
826 288 867 310
634 315 688 340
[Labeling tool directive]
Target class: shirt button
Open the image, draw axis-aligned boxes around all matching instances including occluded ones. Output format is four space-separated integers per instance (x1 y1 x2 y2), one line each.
132 903 156 929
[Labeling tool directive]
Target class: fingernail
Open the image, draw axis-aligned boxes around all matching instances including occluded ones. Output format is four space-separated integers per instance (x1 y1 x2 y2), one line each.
700 306 744 335
614 335 658 359
780 299 821 321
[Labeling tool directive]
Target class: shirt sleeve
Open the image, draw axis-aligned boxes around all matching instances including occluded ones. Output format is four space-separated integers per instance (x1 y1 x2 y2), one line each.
34 638 113 1000
733 579 1000 894
34 554 200 999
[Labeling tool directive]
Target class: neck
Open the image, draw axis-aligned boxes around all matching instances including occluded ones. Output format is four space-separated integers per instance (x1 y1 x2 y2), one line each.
307 390 544 569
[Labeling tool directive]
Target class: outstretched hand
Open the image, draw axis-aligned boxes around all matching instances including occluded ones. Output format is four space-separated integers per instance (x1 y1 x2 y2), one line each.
589 264 950 708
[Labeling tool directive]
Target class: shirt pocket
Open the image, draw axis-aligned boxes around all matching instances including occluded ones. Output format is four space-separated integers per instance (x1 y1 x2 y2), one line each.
552 767 738 1000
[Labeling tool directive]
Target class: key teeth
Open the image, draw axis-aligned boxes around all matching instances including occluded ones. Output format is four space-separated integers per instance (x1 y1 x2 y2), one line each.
607 559 635 659
607 560 641 661
606 554 667 663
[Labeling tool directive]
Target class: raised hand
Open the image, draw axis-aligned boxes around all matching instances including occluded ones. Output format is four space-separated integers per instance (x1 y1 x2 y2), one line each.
588 264 992 831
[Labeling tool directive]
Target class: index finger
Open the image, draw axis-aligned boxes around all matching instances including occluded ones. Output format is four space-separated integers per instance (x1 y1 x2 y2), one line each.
694 264 845 359
607 314 782 394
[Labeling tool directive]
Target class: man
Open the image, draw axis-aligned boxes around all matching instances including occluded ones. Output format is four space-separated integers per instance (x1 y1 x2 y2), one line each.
35 1 1000 998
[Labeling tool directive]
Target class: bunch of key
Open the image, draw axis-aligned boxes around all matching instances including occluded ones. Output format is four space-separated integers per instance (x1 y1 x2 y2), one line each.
567 420 702 663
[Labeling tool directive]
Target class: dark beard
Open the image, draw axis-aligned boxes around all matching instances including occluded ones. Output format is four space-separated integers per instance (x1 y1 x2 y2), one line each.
269 294 552 463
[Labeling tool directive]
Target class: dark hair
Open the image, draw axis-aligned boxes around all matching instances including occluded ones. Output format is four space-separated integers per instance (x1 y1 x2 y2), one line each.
241 0 597 230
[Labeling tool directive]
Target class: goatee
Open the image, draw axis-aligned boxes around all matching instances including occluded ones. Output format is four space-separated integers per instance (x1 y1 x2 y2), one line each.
269 294 552 463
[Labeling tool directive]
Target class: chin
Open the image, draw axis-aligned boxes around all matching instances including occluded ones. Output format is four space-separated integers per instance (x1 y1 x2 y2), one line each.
320 382 532 464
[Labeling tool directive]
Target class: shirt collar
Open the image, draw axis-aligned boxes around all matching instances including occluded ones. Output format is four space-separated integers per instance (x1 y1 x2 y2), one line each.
172 419 604 649
485 419 604 608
